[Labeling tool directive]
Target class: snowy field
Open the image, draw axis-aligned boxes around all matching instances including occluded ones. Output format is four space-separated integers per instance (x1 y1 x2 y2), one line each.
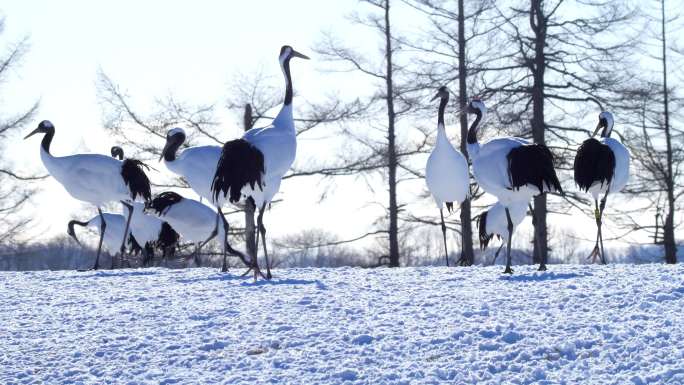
1 264 684 385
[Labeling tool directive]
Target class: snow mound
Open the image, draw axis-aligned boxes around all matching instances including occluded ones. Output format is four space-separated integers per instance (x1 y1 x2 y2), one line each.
1 264 683 384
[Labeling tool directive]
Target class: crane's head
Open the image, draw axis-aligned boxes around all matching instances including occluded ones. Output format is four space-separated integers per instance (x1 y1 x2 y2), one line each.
593 111 614 138
467 98 487 115
24 120 55 139
279 45 310 65
111 146 124 160
431 86 450 102
160 127 186 162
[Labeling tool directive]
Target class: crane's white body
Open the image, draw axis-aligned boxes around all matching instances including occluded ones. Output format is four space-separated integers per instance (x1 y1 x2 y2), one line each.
426 124 469 208
145 197 225 244
468 137 549 205
483 202 527 242
40 148 131 206
164 145 221 203
127 202 164 246
586 137 630 200
164 143 263 205
241 105 296 207
82 213 129 253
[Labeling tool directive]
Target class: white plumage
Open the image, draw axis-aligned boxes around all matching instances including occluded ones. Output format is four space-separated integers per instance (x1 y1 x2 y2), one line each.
240 106 296 208
480 202 528 245
425 86 469 266
128 202 165 248
466 99 562 273
161 132 251 203
586 137 630 200
470 137 544 205
144 191 249 268
211 45 309 279
41 147 131 206
68 213 130 254
573 111 630 263
145 194 225 244
25 121 151 270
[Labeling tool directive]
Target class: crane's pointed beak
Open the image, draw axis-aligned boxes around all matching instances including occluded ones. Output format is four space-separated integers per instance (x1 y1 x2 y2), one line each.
291 50 310 60
24 128 41 140
431 93 440 101
592 122 601 137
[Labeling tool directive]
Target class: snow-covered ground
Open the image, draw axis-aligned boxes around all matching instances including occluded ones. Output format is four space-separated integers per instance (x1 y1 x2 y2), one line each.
1 264 683 384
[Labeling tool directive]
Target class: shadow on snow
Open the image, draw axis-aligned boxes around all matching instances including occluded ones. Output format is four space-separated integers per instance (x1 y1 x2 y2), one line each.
498 271 593 282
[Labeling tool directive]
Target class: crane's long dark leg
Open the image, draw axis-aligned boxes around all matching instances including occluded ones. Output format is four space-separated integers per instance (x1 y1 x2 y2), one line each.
439 208 450 267
257 202 272 279
193 243 202 267
199 212 220 250
598 190 610 265
119 201 134 269
94 208 106 270
503 207 514 274
491 243 505 266
217 208 229 273
218 208 255 273
587 199 601 263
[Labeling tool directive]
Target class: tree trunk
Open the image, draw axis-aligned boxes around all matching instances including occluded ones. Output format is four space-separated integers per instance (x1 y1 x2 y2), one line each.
457 0 474 266
384 0 400 267
530 0 549 266
243 104 258 261
660 0 677 264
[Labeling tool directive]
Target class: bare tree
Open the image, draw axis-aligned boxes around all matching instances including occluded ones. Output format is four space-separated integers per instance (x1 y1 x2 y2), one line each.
617 0 683 263
0 18 42 245
402 0 500 265
487 0 635 264
314 0 428 267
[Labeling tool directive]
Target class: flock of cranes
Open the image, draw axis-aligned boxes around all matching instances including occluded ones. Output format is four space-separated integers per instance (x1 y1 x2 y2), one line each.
426 90 629 273
24 45 630 277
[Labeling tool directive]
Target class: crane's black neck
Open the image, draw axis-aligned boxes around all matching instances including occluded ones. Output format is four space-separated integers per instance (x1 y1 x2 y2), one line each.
163 135 184 162
41 128 55 154
601 124 612 138
437 97 448 127
467 110 482 144
283 57 293 106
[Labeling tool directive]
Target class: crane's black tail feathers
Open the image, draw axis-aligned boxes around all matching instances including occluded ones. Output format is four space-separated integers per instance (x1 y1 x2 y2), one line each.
445 202 454 213
211 139 265 204
146 191 184 216
477 211 493 250
129 234 143 256
507 144 563 195
158 222 179 251
121 159 152 202
573 138 615 192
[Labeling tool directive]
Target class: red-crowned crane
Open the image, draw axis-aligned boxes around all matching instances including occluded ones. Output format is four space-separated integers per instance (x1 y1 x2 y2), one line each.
68 213 139 258
25 121 151 270
145 191 252 271
211 45 309 280
425 86 469 266
477 201 528 266
127 202 179 267
466 99 563 274
573 111 630 264
111 145 179 266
